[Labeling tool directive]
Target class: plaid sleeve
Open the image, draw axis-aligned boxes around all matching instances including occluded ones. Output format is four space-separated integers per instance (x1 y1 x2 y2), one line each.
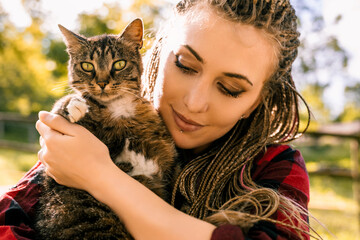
248 144 310 240
211 145 310 240
0 161 44 240
211 224 244 240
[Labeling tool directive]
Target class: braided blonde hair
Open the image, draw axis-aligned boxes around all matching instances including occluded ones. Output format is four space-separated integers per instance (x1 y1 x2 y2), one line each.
142 0 316 239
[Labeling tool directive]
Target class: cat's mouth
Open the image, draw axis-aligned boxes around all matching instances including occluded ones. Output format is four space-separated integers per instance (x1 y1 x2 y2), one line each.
97 91 114 101
99 92 109 98
91 89 121 102
84 85 126 102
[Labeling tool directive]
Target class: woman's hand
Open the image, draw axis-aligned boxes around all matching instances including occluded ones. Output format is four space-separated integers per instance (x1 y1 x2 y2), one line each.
36 111 216 240
36 111 113 192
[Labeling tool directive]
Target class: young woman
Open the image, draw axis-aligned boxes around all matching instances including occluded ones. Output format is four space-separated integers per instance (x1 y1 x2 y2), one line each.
0 0 314 239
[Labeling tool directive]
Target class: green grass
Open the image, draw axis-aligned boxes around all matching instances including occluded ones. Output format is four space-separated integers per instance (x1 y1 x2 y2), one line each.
293 137 359 239
309 208 359 240
0 147 38 186
309 175 359 240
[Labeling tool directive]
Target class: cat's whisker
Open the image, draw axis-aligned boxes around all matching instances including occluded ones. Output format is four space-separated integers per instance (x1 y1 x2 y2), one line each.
118 88 142 99
82 93 91 100
63 89 73 95
53 80 68 86
51 82 69 92
52 83 68 88
51 86 67 92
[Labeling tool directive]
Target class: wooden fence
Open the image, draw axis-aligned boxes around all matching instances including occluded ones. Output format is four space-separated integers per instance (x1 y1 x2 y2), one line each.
306 121 360 229
306 122 360 178
0 112 39 152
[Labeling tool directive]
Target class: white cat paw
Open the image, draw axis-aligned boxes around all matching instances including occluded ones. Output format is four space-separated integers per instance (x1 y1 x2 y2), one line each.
67 97 88 123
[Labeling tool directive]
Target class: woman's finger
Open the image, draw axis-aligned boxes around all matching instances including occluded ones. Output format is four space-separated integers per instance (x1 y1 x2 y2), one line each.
38 111 77 136
39 136 44 147
36 120 64 140
37 147 48 167
37 148 43 164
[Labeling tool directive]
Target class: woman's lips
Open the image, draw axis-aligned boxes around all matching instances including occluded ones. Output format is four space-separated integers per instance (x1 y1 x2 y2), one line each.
172 108 204 132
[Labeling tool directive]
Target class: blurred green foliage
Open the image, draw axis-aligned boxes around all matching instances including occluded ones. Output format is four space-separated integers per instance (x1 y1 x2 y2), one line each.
0 7 58 114
0 0 169 115
293 0 360 125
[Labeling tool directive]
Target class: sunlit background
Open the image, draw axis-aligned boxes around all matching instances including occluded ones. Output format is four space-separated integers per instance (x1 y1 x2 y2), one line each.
0 0 359 239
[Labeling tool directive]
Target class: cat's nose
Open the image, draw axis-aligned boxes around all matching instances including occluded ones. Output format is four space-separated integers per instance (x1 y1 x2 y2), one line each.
97 82 108 90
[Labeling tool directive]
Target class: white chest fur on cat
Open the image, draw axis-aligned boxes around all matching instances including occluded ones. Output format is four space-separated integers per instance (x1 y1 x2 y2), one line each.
108 94 136 119
64 94 137 122
115 139 160 178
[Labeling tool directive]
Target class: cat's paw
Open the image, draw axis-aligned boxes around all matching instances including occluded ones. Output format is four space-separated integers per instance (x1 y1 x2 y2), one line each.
67 97 88 123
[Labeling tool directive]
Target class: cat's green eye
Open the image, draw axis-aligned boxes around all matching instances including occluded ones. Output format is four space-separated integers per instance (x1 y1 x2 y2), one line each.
113 60 126 71
81 62 94 72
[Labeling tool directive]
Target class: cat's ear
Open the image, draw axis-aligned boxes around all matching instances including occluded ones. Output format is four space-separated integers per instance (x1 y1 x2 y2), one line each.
119 18 143 49
58 24 87 53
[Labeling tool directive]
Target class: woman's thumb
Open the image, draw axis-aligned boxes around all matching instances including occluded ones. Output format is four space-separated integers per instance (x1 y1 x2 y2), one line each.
38 111 76 136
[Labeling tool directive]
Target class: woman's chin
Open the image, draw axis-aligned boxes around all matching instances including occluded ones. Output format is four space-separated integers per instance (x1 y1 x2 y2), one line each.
171 131 210 153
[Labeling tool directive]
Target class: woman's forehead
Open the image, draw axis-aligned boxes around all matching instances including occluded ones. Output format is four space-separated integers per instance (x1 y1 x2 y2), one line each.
166 9 278 81
171 6 275 49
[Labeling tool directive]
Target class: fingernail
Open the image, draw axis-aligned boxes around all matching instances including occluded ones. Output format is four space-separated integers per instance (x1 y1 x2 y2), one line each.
39 111 51 121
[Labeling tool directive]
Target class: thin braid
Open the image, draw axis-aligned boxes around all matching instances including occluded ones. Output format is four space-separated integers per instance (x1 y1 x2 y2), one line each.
179 124 242 216
202 108 270 215
141 37 162 102
197 124 242 191
265 0 276 27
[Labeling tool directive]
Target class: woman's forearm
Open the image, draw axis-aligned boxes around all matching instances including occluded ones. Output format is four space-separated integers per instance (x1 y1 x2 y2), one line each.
89 163 216 240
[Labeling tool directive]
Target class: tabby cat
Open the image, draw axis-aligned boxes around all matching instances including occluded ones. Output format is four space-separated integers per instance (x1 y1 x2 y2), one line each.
34 19 176 240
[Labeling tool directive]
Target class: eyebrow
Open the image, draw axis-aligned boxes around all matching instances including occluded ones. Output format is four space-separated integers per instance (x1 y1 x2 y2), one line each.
184 44 253 86
184 45 204 63
223 73 253 86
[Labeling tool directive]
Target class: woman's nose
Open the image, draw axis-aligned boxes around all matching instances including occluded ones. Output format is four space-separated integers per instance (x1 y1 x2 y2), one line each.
183 80 210 113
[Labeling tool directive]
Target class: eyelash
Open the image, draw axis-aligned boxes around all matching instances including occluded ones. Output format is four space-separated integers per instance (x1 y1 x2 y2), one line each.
174 54 244 98
174 55 197 75
217 83 244 98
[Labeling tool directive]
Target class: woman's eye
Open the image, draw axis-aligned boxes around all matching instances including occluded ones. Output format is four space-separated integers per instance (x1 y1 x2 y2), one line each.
113 60 126 70
81 62 94 72
217 83 244 98
174 55 197 74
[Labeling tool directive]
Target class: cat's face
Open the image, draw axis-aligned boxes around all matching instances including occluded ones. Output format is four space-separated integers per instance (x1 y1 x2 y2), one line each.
59 19 143 102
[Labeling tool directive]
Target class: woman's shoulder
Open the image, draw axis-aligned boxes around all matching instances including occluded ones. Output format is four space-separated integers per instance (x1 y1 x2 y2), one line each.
252 144 306 173
251 144 309 204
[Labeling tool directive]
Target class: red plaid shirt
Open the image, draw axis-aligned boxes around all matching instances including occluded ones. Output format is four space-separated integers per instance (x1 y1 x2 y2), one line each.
0 144 309 240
